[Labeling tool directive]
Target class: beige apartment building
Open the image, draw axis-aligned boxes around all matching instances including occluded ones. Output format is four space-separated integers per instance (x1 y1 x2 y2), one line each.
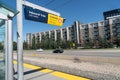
26 16 120 48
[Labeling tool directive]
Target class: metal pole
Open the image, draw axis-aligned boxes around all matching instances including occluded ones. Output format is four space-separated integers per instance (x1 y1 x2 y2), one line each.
16 0 23 80
7 18 13 80
5 20 8 80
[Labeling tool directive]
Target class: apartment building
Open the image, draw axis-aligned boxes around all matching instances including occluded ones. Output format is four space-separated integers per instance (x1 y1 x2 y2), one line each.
103 8 120 20
26 16 120 48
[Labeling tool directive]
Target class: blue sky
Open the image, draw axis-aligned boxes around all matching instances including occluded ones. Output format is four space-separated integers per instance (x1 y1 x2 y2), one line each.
1 0 120 41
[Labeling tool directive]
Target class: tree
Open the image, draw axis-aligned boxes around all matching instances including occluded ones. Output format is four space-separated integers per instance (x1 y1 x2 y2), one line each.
98 37 103 48
0 42 3 50
89 38 94 48
103 38 110 48
48 37 52 49
116 37 120 46
36 36 41 49
53 41 57 49
40 35 50 49
56 32 63 48
98 37 113 48
61 40 67 49
66 40 71 49
13 41 17 50
23 40 28 50
32 35 36 49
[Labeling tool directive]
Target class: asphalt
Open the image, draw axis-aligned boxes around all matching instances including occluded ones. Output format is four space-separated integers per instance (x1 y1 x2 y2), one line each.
22 49 120 58
18 49 120 64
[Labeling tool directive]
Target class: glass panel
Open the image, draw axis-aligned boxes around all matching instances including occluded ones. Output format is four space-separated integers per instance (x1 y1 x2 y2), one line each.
0 19 5 80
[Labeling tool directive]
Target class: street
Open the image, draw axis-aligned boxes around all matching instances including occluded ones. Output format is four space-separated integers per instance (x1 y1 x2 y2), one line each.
23 49 120 58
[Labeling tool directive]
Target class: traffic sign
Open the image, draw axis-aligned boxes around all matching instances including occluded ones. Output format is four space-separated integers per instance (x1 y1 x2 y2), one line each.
47 14 64 26
24 6 64 26
24 6 48 23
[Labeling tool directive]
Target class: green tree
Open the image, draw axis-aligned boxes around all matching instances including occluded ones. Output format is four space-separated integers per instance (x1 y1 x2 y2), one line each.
66 41 71 49
48 37 52 49
98 37 113 48
41 35 49 49
13 41 17 50
61 40 67 49
116 37 120 46
36 36 41 49
53 41 57 49
89 38 94 48
103 38 109 48
32 35 36 49
56 33 62 48
0 42 3 50
98 37 103 48
23 40 28 50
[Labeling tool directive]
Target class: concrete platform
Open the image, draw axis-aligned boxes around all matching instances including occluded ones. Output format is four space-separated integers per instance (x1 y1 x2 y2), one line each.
14 61 90 80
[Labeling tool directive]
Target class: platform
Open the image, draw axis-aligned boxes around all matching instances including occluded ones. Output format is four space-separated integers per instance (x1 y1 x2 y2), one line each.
14 61 90 80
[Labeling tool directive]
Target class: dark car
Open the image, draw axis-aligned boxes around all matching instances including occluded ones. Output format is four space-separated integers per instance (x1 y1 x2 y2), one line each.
53 48 64 53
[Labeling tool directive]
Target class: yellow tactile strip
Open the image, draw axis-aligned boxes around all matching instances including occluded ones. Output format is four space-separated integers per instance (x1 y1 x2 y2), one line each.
14 61 90 80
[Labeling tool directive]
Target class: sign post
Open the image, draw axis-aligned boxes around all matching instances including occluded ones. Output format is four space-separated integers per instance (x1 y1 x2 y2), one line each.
16 0 64 80
16 0 23 80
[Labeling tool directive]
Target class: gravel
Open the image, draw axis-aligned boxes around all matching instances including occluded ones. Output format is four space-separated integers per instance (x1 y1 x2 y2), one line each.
14 56 120 80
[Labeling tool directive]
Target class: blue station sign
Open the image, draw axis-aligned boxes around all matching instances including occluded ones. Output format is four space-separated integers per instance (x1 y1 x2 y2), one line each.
24 6 48 23
24 6 64 26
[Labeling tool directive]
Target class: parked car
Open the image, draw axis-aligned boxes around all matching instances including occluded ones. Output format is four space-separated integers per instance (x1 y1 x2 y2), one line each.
53 48 64 53
36 48 43 52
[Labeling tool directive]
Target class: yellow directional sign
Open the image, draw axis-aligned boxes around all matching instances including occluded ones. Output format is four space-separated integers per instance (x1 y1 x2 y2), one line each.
24 6 65 27
47 14 64 26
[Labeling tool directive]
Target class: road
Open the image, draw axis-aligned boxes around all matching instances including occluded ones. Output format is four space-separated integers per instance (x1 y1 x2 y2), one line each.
23 49 120 58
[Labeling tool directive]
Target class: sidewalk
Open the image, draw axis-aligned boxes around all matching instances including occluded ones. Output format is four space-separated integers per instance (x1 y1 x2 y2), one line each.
13 61 89 80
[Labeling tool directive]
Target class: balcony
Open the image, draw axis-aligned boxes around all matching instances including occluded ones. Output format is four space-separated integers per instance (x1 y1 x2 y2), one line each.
85 28 88 31
117 29 120 33
94 33 99 36
85 31 89 34
94 36 99 40
85 37 89 40
104 20 109 26
94 29 98 32
112 24 116 28
113 18 120 24
113 33 117 37
116 26 120 28
85 34 89 37
117 34 120 37
104 28 110 31
112 28 116 32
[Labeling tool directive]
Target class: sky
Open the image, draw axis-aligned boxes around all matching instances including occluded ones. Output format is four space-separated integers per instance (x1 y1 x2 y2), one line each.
1 0 120 41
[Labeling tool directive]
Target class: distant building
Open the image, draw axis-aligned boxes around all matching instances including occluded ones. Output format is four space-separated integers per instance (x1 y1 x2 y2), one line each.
27 9 120 48
103 8 120 20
